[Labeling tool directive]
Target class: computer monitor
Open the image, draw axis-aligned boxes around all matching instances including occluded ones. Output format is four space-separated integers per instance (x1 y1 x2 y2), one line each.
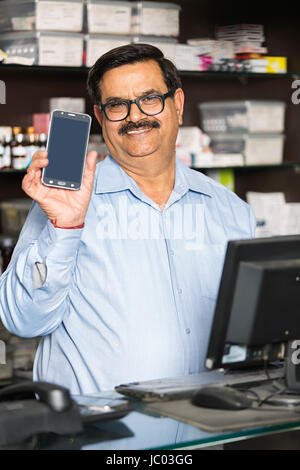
205 235 300 396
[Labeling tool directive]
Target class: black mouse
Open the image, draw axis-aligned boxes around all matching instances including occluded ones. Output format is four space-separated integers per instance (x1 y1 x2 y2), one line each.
191 385 254 410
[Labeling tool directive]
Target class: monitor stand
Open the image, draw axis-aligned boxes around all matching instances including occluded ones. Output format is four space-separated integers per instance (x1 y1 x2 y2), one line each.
248 341 300 408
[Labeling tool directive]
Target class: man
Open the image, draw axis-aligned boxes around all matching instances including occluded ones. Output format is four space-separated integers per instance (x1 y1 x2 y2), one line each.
0 44 256 394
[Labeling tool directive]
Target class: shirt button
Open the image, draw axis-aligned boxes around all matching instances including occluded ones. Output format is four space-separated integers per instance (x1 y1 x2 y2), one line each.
186 328 191 335
178 288 182 294
170 250 174 256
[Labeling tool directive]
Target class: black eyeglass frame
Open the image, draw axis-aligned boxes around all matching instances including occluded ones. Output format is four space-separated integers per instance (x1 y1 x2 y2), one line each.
99 90 175 122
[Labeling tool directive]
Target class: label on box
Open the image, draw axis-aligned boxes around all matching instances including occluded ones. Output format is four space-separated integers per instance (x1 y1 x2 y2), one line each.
141 8 179 37
0 143 3 169
86 38 129 67
25 145 38 167
2 147 11 168
266 57 287 74
39 36 83 66
12 146 26 157
49 98 85 113
4 55 35 66
12 157 27 170
248 104 285 133
11 16 35 31
245 136 283 165
153 42 177 62
36 2 83 32
175 45 199 71
88 4 131 34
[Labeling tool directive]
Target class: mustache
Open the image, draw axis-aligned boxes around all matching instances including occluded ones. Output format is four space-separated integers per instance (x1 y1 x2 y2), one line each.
118 119 160 136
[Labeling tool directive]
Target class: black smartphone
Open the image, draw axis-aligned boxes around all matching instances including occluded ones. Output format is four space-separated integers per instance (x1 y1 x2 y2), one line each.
42 109 91 190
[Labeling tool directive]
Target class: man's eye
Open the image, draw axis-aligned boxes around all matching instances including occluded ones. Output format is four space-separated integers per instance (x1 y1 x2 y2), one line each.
108 102 125 108
141 96 161 105
142 96 156 102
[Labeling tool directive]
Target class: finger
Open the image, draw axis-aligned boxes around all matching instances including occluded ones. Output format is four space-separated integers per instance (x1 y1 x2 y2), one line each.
28 150 48 166
22 169 37 195
28 157 49 172
31 150 48 162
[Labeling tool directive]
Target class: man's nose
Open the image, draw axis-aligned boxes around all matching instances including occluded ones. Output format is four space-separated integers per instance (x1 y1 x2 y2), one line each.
127 101 145 122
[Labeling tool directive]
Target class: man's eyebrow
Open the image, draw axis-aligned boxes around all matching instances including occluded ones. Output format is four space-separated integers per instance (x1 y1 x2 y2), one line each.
139 88 162 97
104 96 125 104
103 89 163 104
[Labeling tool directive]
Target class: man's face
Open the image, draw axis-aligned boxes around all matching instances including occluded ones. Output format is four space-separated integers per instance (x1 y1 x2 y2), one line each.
94 59 184 167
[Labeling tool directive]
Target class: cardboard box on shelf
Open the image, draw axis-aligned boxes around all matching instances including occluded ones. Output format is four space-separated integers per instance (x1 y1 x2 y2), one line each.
187 38 235 62
1 31 84 66
132 35 177 64
48 97 85 113
199 100 286 134
86 0 132 34
131 2 181 37
33 113 50 134
85 34 131 68
0 0 84 33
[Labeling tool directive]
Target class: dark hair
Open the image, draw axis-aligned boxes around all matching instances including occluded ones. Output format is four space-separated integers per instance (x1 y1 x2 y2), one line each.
87 43 182 105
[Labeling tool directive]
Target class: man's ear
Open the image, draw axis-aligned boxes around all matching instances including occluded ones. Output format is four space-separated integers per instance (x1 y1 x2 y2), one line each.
174 88 184 126
94 105 103 126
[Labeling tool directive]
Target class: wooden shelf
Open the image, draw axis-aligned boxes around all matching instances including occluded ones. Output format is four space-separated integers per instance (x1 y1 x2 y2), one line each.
0 63 299 79
193 162 300 171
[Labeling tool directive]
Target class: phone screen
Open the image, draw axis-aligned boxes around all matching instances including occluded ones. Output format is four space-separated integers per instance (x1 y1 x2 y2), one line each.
43 112 91 189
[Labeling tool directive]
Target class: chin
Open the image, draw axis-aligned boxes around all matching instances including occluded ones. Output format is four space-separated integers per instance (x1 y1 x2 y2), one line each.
126 146 160 159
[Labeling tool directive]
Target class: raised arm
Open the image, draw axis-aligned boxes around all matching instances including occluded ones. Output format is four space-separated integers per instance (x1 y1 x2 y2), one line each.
0 150 97 337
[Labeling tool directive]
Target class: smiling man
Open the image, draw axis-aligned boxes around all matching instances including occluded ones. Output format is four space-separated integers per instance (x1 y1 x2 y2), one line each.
0 44 256 394
90 48 184 210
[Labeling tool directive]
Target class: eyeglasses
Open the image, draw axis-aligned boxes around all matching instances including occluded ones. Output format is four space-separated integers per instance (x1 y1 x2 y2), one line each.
100 90 174 122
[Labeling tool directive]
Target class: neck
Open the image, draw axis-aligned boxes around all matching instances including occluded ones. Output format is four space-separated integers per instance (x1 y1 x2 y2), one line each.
116 154 176 207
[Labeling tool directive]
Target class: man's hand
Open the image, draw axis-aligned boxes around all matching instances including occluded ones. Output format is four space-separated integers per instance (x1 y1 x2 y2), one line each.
22 150 98 228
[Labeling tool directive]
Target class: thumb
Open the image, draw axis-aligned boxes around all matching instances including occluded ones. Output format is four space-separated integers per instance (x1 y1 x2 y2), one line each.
85 150 98 173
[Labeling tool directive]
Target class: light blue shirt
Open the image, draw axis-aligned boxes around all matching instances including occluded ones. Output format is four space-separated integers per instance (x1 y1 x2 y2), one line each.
0 155 256 394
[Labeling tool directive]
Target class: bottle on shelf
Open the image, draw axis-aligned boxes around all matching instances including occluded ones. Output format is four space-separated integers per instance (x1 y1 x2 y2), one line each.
0 235 16 274
1 134 12 170
11 127 27 170
38 133 47 151
0 137 3 169
25 126 38 167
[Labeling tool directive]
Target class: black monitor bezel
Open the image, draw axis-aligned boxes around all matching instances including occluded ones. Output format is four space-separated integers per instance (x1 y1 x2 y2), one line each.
206 234 300 370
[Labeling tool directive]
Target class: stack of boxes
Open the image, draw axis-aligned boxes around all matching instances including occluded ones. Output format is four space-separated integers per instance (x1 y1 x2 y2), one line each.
0 8 288 73
85 0 132 68
215 24 267 55
86 1 181 67
0 0 181 67
215 24 287 73
0 0 85 66
130 2 180 66
198 100 286 166
180 23 287 73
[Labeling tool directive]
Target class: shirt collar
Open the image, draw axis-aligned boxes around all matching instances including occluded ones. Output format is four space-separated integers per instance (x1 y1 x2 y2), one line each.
95 153 213 198
175 157 213 198
95 154 132 194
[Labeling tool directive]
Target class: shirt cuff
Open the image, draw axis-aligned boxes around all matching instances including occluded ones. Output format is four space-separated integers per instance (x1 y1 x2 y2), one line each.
37 219 83 260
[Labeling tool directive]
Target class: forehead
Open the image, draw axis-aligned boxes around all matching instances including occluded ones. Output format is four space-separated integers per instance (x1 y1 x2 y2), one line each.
99 60 167 100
